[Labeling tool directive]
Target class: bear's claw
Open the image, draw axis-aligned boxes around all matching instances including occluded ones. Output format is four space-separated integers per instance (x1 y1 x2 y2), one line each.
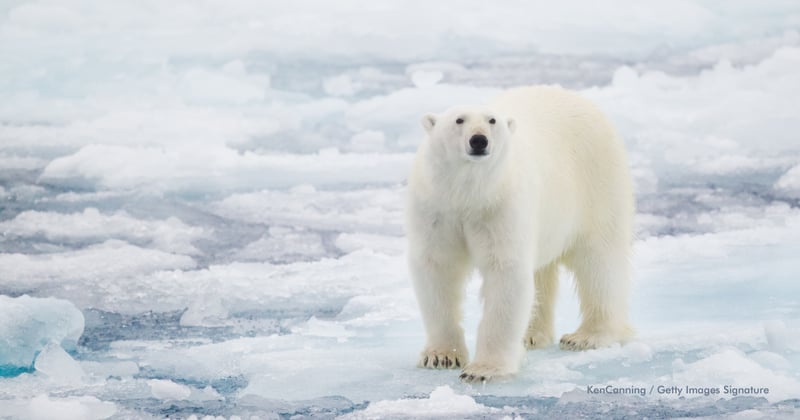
524 331 554 349
459 372 488 383
418 350 465 370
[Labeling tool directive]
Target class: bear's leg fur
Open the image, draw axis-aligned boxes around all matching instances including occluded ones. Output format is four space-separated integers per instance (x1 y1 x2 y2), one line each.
410 255 471 369
460 262 534 382
560 240 633 350
524 262 559 349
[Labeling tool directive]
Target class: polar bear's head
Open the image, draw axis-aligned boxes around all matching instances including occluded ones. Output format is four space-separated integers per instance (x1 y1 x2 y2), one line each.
421 107 516 165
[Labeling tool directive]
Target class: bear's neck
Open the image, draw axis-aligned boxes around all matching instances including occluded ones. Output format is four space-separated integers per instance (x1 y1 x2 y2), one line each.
427 158 514 212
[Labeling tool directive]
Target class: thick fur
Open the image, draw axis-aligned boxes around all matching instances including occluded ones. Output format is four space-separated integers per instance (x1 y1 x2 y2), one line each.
406 86 634 383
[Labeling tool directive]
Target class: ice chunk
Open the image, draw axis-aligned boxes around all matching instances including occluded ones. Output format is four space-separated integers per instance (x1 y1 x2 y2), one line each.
763 320 800 352
775 164 800 195
26 394 116 420
323 74 357 97
344 386 496 419
410 70 443 88
728 410 768 420
0 295 84 375
232 227 326 263
334 232 405 256
179 296 229 327
0 395 116 420
668 348 800 402
749 351 790 371
347 130 386 153
557 388 592 404
34 342 85 384
147 379 192 400
621 342 654 363
195 385 224 402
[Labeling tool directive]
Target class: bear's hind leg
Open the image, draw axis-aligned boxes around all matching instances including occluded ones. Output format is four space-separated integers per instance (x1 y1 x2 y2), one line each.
560 243 633 351
524 262 559 349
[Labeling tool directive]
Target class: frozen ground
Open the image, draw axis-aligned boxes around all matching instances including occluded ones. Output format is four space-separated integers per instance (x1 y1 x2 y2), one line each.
1 1 800 418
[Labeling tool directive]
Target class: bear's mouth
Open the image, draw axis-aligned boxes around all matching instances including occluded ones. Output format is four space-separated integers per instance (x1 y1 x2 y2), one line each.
466 150 490 161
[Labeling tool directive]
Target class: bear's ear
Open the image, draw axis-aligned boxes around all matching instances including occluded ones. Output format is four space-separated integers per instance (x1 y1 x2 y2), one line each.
506 117 516 134
421 114 437 133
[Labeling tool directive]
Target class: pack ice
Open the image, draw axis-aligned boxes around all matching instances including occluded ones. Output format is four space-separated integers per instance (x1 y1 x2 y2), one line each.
2 0 800 418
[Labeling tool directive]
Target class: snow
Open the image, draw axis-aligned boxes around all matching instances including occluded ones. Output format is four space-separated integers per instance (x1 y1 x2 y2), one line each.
2 0 800 418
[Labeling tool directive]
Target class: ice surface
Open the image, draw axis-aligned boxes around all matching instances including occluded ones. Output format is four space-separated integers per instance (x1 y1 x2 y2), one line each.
0 240 196 302
0 395 117 420
39 145 415 192
0 208 208 255
669 348 800 402
0 295 84 375
211 186 405 235
2 0 800 418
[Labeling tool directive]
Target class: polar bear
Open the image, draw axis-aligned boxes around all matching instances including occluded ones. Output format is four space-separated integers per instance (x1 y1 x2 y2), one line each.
406 86 634 382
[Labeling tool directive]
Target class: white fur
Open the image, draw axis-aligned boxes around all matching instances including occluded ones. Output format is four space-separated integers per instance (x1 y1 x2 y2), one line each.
406 86 634 382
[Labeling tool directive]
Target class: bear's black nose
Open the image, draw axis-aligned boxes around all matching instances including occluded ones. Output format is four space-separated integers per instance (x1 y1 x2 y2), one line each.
469 134 488 153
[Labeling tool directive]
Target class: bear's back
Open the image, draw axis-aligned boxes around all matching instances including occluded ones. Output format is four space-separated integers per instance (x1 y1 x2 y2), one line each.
489 85 633 244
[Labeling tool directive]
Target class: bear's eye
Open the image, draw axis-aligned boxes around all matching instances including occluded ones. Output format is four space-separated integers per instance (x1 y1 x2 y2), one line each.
489 118 496 124
456 118 464 124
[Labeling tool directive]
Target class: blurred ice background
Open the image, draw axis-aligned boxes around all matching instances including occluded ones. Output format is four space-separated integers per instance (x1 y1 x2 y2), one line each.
1 0 800 418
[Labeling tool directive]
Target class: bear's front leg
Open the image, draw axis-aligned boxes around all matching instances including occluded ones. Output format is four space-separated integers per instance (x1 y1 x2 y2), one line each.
460 263 534 383
410 254 471 370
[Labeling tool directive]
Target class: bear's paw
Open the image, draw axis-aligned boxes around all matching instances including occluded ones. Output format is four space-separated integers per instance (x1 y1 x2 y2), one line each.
418 348 467 370
559 331 614 351
459 362 511 383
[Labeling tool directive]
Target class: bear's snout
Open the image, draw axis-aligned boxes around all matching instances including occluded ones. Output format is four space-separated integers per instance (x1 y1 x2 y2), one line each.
469 134 488 155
